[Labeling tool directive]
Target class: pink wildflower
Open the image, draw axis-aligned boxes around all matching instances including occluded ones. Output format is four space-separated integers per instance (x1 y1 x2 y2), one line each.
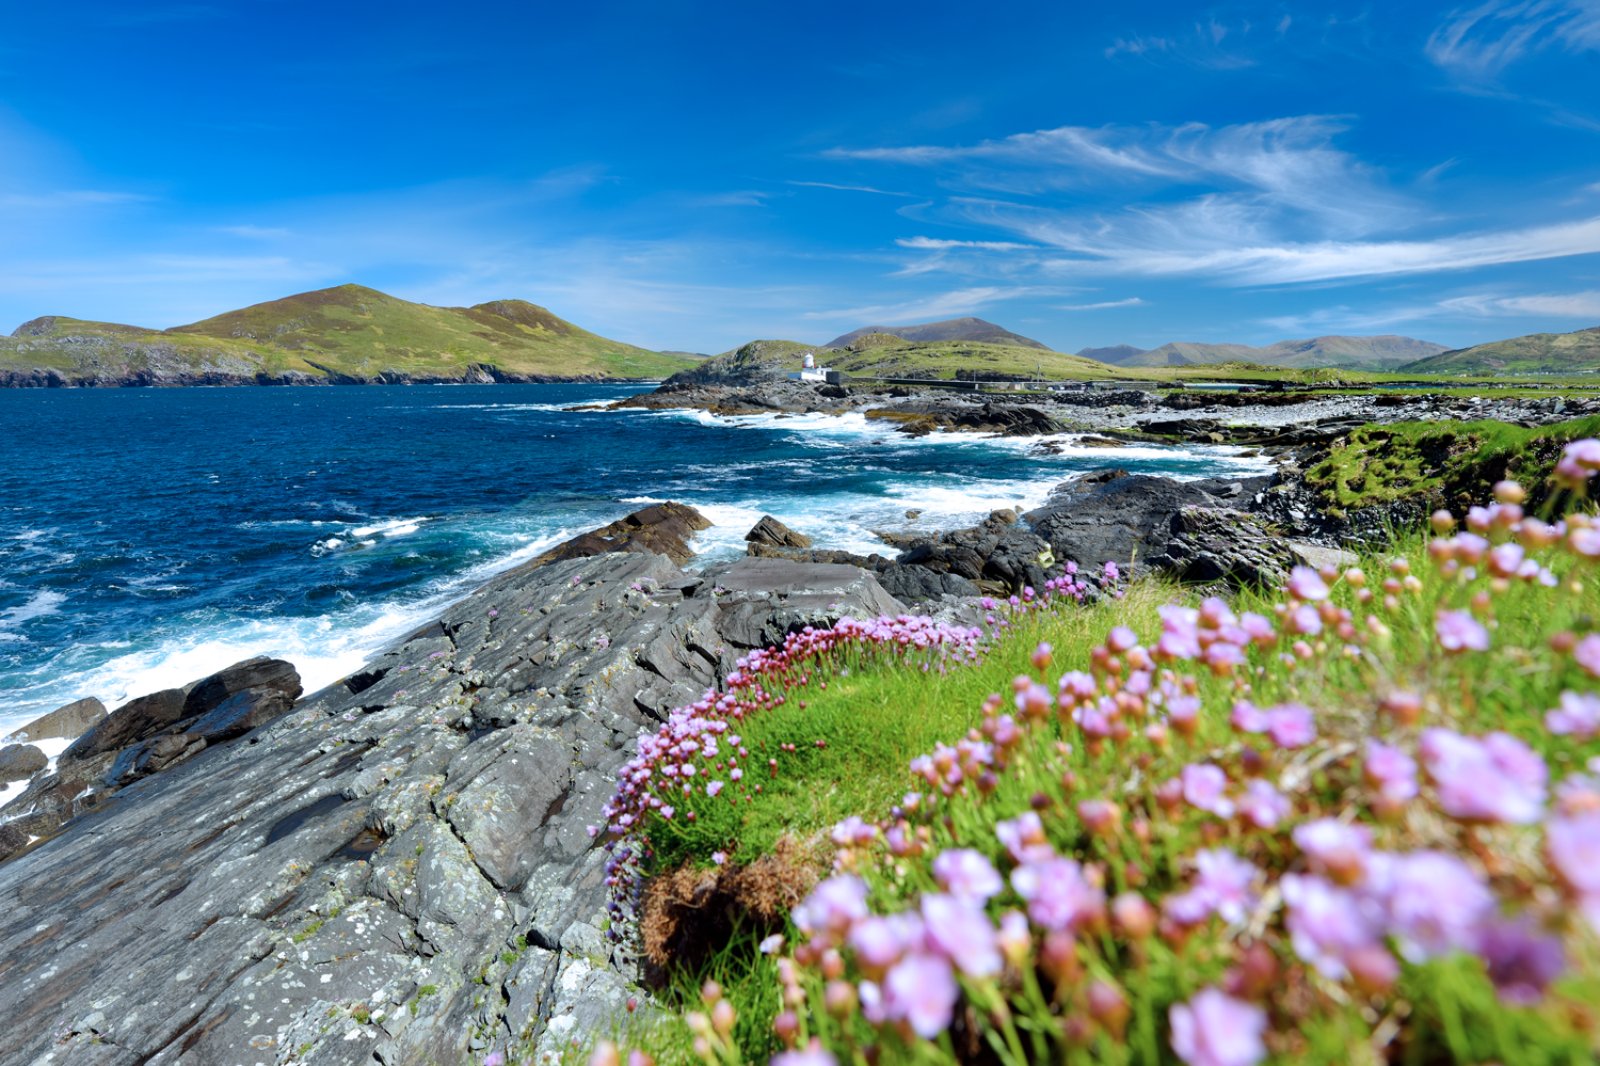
794 875 869 941
1364 740 1419 808
1434 609 1489 653
1293 819 1373 883
1169 988 1267 1066
883 952 959 1038
771 1041 838 1066
1476 917 1565 1005
1376 850 1495 961
1574 634 1600 679
1011 856 1105 932
1238 779 1290 829
1280 873 1384 980
932 849 1003 903
922 894 1001 978
1421 729 1547 824
1547 691 1600 739
1265 703 1316 749
1287 566 1330 602
1181 763 1235 818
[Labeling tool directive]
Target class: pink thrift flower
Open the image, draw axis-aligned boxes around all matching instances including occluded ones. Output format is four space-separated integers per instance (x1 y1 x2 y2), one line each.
995 811 1053 863
932 848 1003 903
706 780 724 797
794 875 870 941
883 951 959 1038
922 894 1001 978
1421 728 1547 824
1476 916 1565 1005
1287 566 1330 602
1011 856 1104 932
1238 779 1291 829
1182 763 1235 818
1169 987 1268 1066
1577 634 1600 679
1547 691 1600 739
1546 810 1600 913
1265 703 1316 748
1281 873 1384 980
1293 819 1373 883
1364 739 1419 807
771 1042 838 1066
1190 848 1260 926
1435 609 1489 653
1377 850 1495 961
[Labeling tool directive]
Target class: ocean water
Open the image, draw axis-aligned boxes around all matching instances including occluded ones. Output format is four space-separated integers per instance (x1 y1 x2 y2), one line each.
0 384 1271 734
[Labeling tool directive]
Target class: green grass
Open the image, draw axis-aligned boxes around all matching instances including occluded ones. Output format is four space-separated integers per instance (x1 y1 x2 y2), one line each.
616 515 1600 1065
1307 415 1600 512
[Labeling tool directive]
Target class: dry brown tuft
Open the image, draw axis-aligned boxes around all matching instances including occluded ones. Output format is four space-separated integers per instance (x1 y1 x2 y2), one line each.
639 837 826 977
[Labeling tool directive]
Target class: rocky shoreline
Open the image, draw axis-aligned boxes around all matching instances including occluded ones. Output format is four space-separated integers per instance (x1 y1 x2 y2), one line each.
0 366 650 387
1 381 1593 1064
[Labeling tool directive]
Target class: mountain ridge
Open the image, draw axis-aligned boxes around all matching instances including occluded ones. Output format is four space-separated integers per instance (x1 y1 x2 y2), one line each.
823 316 1049 350
0 284 694 386
1402 325 1600 375
1081 334 1448 370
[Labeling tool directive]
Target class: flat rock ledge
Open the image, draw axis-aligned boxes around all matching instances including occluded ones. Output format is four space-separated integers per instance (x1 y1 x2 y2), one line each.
0 549 905 1066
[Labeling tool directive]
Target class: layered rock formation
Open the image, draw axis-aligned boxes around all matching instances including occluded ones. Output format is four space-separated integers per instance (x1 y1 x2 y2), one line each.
0 511 905 1065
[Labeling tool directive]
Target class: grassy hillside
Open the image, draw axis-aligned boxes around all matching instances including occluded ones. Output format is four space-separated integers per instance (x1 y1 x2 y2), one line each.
670 335 1117 385
591 483 1600 1065
1092 334 1446 371
824 316 1048 351
0 284 693 384
1404 326 1600 376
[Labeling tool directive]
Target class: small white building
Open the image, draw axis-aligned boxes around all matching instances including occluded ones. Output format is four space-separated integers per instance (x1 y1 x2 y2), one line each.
790 351 841 385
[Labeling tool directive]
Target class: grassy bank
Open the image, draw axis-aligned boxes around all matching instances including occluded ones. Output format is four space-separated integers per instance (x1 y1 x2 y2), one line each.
576 458 1600 1066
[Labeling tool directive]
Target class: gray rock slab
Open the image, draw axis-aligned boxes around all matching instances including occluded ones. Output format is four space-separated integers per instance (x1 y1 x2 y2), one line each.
4 696 106 744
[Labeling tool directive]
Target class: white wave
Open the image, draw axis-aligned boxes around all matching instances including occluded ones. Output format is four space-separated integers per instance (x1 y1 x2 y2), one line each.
0 525 581 736
0 590 66 632
351 516 427 539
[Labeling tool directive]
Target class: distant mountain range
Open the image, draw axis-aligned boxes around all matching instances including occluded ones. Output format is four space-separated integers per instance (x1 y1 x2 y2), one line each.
0 284 694 386
1081 334 1449 371
1401 325 1600 375
824 317 1049 350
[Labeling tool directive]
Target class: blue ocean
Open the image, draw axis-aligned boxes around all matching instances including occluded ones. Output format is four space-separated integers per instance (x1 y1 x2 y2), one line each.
0 384 1270 733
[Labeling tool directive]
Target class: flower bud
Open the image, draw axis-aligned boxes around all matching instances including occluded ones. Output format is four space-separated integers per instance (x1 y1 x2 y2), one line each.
1087 981 1130 1038
1111 892 1155 939
711 999 736 1037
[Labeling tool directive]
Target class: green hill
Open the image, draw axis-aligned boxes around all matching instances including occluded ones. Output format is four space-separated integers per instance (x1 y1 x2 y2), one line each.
666 334 1115 385
822 315 1048 350
1402 325 1600 375
1085 334 1446 370
0 284 693 385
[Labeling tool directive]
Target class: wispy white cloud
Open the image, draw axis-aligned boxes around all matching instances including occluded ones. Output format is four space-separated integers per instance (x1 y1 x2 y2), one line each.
1104 16 1261 68
999 213 1600 285
1427 0 1600 78
787 180 913 197
689 190 771 207
1058 297 1145 311
1440 288 1600 317
831 116 1405 236
896 236 1036 251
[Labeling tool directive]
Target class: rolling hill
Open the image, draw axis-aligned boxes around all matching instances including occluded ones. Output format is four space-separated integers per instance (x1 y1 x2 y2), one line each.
823 316 1048 350
666 334 1115 386
1401 325 1600 375
1081 334 1447 370
0 284 694 386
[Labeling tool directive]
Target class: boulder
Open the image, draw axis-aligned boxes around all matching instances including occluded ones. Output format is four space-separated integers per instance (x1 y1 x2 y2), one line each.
745 515 812 551
1153 508 1299 589
1023 470 1223 573
517 502 711 567
878 565 980 603
4 697 106 744
0 744 48 784
0 823 26 863
702 557 904 649
183 686 299 744
57 687 188 764
897 511 1053 594
182 656 302 718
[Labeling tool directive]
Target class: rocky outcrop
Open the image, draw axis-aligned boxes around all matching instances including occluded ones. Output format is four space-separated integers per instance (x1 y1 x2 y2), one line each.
521 502 712 568
0 548 905 1065
1024 471 1243 572
4 697 106 743
896 510 1053 595
0 744 47 784
745 515 812 551
1153 507 1299 589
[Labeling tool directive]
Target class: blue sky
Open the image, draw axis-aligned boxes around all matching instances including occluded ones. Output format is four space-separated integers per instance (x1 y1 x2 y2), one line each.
2 1 1599 353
